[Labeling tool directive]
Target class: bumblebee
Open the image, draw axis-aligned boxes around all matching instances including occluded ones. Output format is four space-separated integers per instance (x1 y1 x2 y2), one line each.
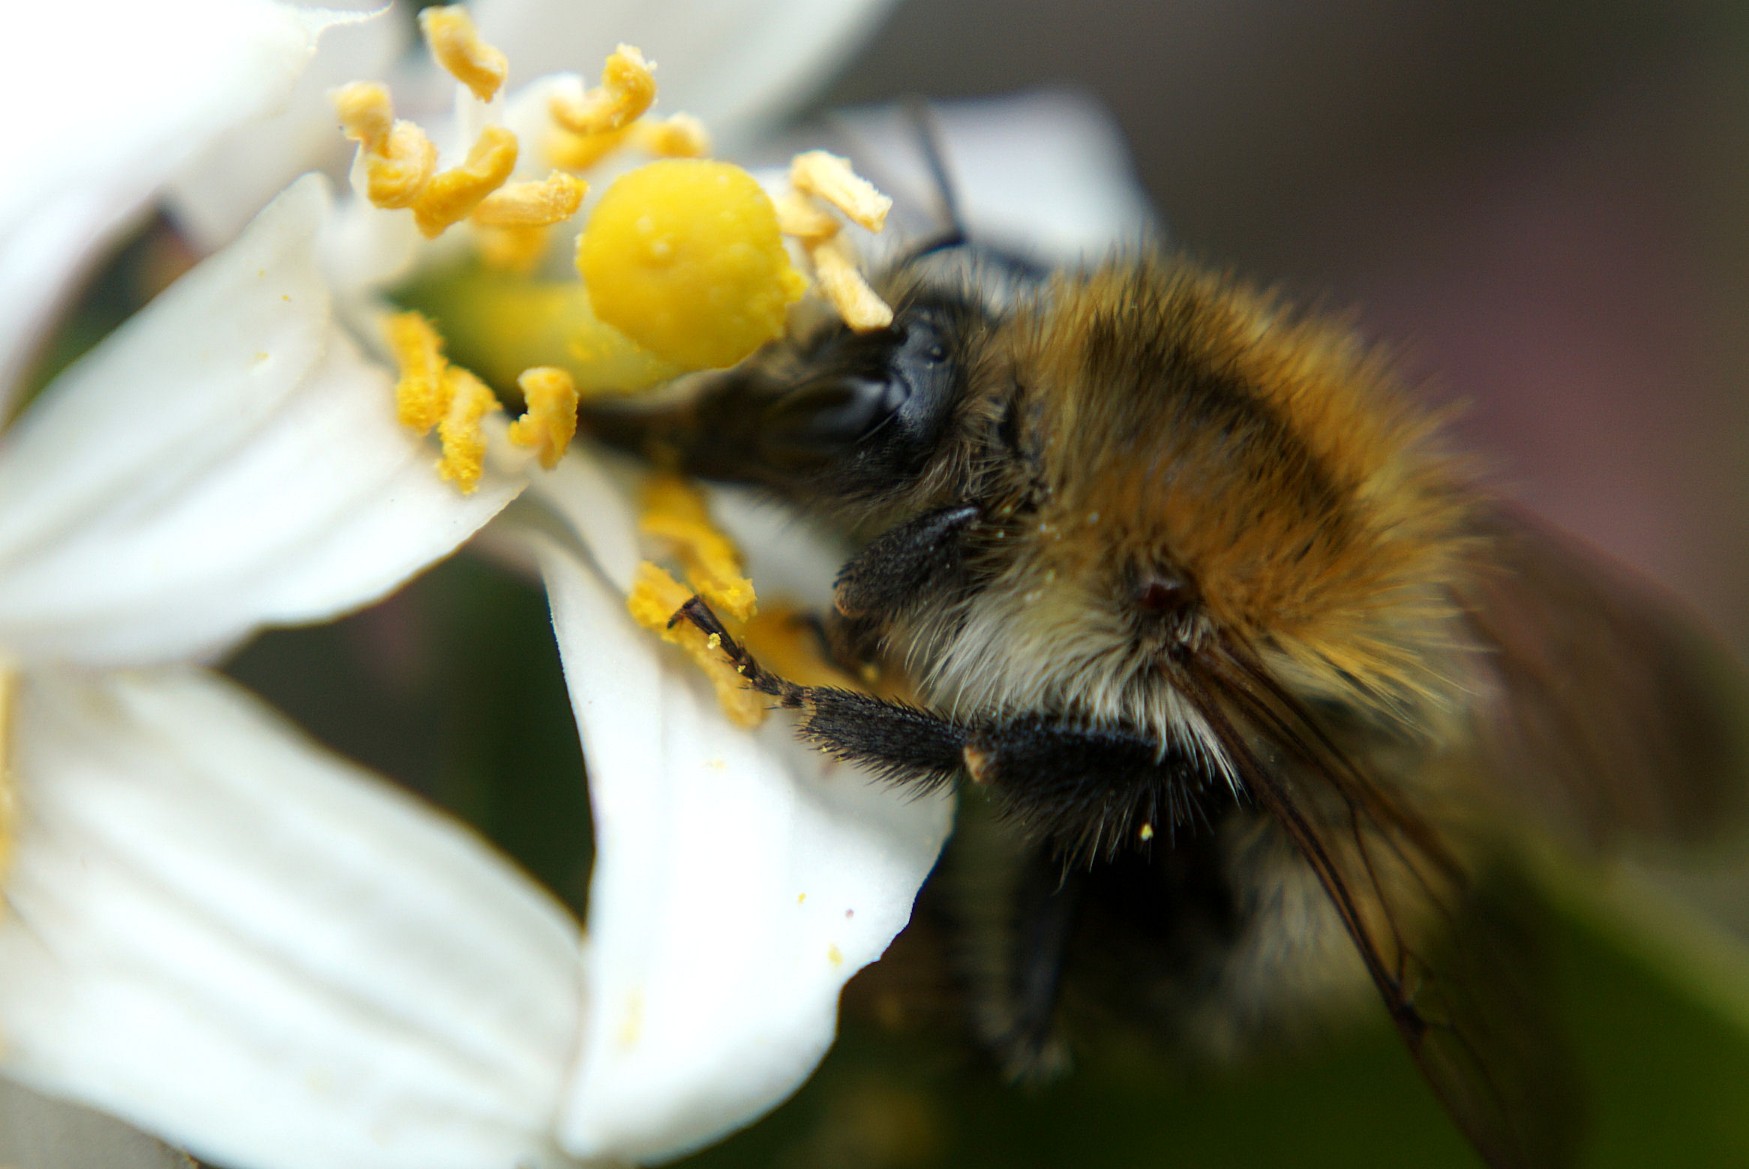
587 239 1747 1168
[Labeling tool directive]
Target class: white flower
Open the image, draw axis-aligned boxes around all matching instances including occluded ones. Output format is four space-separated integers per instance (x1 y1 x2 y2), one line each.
0 1 966 1166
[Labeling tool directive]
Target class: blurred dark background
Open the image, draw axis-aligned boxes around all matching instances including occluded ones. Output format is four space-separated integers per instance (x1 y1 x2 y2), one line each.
819 0 1749 650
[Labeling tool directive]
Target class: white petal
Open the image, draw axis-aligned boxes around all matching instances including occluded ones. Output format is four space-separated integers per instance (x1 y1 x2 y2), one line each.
0 666 586 1169
0 176 519 667
830 91 1158 261
167 3 406 250
470 0 899 147
523 460 952 1163
0 0 348 417
0 1079 193 1169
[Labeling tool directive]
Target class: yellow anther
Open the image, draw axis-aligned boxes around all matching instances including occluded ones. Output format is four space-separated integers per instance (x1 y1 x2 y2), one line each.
627 563 766 727
578 159 807 370
790 151 892 233
384 311 450 433
336 83 438 209
507 366 579 469
775 189 841 243
335 81 393 154
472 172 588 227
635 114 711 158
365 124 440 209
640 474 757 623
551 44 657 136
411 125 519 238
436 365 502 494
547 124 632 172
809 234 894 332
419 5 508 102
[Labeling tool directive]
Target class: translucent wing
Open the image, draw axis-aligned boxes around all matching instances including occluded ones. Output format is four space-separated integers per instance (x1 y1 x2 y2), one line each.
1461 504 1749 846
1188 645 1581 1169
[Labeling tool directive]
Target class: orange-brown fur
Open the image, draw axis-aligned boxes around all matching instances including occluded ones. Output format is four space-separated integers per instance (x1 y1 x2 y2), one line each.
1018 257 1482 726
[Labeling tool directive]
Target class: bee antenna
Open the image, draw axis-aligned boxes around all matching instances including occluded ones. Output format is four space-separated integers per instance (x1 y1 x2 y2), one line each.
899 97 968 259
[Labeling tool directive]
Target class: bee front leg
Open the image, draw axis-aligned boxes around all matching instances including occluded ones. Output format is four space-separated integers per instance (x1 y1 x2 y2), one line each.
673 597 1230 857
832 504 981 623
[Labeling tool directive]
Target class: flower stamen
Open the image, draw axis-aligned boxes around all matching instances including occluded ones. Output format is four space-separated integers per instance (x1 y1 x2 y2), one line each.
506 367 579 469
411 125 520 238
778 153 896 331
472 173 589 228
385 311 451 432
627 563 766 728
386 312 581 490
639 475 757 623
419 5 509 103
336 83 439 210
436 366 498 493
809 234 895 331
551 44 657 137
790 151 893 233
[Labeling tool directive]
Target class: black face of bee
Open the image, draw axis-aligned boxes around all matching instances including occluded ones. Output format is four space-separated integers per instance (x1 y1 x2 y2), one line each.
600 291 983 510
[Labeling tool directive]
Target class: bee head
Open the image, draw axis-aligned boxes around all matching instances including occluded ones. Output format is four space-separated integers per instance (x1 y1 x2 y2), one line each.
583 251 1039 524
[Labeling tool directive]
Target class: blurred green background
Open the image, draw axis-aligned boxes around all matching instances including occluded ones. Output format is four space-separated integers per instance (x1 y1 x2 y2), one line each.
214 1 1749 1166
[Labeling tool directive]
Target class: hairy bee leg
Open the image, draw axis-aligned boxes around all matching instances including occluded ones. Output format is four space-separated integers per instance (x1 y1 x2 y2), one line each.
833 503 981 621
988 854 1083 1081
675 597 1228 850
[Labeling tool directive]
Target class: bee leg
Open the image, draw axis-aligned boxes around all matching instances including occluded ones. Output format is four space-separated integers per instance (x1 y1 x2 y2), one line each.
676 597 1227 850
833 504 981 622
986 850 1083 1081
673 595 971 787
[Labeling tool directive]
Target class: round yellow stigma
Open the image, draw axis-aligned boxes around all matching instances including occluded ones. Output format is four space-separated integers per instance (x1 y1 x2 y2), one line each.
577 159 807 370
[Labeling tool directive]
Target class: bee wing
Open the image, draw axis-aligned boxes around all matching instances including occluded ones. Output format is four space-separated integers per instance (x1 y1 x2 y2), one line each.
1462 505 1749 846
1190 648 1579 1169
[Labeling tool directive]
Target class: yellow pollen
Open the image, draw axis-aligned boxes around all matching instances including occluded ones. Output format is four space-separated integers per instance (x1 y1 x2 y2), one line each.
334 81 393 154
506 366 579 468
384 311 450 433
635 114 711 158
809 234 894 331
743 605 864 690
774 189 841 243
472 172 588 227
578 159 807 369
436 365 502 494
627 563 766 727
336 83 438 209
551 44 657 136
419 5 508 102
411 125 519 238
639 475 757 623
790 151 892 232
